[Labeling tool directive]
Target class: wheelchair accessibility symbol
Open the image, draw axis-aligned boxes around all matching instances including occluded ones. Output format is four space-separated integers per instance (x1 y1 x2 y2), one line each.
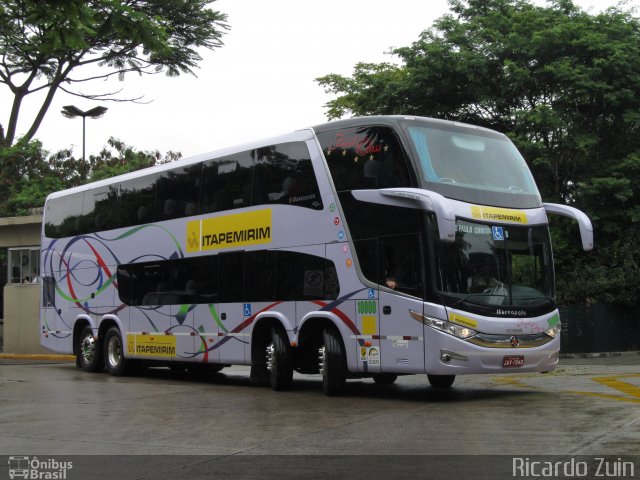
492 226 504 241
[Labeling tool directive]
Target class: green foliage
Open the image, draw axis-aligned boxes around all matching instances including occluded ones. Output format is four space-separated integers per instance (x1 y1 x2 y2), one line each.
0 0 229 147
317 0 640 305
556 224 640 305
0 140 63 216
0 138 181 217
83 138 181 182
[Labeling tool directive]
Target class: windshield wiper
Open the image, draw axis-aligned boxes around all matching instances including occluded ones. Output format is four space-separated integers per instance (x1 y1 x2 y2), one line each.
440 292 504 308
441 292 555 310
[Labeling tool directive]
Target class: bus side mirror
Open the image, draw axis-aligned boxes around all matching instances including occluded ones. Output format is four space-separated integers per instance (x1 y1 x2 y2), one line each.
544 203 594 251
351 188 456 242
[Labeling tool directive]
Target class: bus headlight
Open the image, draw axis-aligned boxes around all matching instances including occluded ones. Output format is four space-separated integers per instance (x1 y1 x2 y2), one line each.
409 310 477 340
545 324 561 339
447 323 476 339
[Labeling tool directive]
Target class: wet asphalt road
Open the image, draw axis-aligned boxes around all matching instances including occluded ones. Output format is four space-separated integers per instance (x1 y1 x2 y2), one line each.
0 356 638 479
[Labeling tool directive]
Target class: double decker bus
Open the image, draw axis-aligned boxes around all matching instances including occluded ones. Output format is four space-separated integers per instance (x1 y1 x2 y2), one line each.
40 115 592 395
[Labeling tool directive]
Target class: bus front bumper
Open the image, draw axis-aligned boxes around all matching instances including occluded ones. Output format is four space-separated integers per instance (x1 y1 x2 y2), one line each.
425 330 560 375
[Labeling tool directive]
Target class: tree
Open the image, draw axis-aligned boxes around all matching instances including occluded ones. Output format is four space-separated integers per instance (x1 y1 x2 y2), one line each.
0 138 181 217
317 0 640 305
0 0 228 147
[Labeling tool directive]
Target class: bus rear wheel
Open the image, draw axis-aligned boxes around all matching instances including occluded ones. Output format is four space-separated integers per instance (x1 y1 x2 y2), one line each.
427 374 455 389
266 327 293 391
320 328 346 396
77 326 103 372
104 326 129 376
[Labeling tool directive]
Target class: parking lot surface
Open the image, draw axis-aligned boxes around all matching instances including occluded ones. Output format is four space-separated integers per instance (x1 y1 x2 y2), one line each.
0 356 638 479
1 355 638 458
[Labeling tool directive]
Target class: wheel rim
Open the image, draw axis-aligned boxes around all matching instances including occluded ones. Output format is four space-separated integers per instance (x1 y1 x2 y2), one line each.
107 335 122 369
265 343 275 372
318 345 326 374
80 333 96 364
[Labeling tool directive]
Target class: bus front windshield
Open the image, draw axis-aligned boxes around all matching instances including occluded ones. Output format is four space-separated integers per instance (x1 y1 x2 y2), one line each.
404 121 542 209
433 220 555 311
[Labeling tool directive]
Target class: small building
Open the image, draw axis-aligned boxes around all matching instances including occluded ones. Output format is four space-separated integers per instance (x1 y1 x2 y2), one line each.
0 213 48 354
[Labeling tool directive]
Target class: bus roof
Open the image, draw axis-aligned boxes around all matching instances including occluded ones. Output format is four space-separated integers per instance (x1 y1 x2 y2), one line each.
312 115 504 137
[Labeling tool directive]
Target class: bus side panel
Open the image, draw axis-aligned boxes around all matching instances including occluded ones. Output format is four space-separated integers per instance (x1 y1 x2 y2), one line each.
127 305 172 361
40 241 61 352
323 242 372 374
40 238 82 354
171 304 195 363
378 290 425 374
215 302 249 365
351 293 381 375
190 303 221 364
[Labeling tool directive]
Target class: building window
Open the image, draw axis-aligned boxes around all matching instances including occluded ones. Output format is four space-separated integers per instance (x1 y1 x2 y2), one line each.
8 247 40 284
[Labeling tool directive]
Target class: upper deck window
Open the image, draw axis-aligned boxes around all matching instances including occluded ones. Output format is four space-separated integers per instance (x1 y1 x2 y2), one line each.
317 126 413 192
44 142 322 239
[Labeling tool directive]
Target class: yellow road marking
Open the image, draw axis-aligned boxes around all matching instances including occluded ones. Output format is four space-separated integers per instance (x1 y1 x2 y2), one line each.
493 376 537 389
565 390 640 405
492 373 640 404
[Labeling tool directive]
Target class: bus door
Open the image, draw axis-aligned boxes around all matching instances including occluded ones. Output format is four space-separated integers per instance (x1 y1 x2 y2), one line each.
377 234 425 374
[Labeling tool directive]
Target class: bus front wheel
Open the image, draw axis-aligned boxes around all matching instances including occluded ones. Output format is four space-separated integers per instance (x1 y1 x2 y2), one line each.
104 327 129 376
266 327 293 390
427 374 455 389
320 328 346 396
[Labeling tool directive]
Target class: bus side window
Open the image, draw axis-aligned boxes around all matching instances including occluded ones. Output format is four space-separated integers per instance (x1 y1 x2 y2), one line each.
201 152 254 214
44 192 84 238
42 276 56 308
244 251 277 302
173 256 218 304
83 186 118 233
276 251 338 300
155 165 202 221
118 175 158 228
118 261 172 306
380 234 424 296
353 238 379 286
218 252 244 303
252 142 323 210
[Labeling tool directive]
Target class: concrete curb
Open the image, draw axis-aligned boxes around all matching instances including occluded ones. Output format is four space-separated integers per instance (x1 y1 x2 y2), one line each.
560 351 640 359
0 353 75 361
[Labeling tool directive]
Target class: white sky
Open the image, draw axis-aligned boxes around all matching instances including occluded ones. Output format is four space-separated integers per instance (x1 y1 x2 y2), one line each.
1 0 637 159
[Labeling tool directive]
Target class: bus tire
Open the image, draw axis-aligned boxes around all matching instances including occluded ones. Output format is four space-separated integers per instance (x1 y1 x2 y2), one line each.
427 374 455 389
104 326 129 376
321 328 346 396
267 327 293 391
372 373 397 385
250 363 269 387
76 326 103 372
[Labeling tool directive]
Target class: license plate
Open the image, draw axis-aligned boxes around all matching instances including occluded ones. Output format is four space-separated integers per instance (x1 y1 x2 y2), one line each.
503 355 525 368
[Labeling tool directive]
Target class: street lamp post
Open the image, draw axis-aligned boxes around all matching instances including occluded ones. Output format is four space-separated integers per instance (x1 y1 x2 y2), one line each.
61 105 108 161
